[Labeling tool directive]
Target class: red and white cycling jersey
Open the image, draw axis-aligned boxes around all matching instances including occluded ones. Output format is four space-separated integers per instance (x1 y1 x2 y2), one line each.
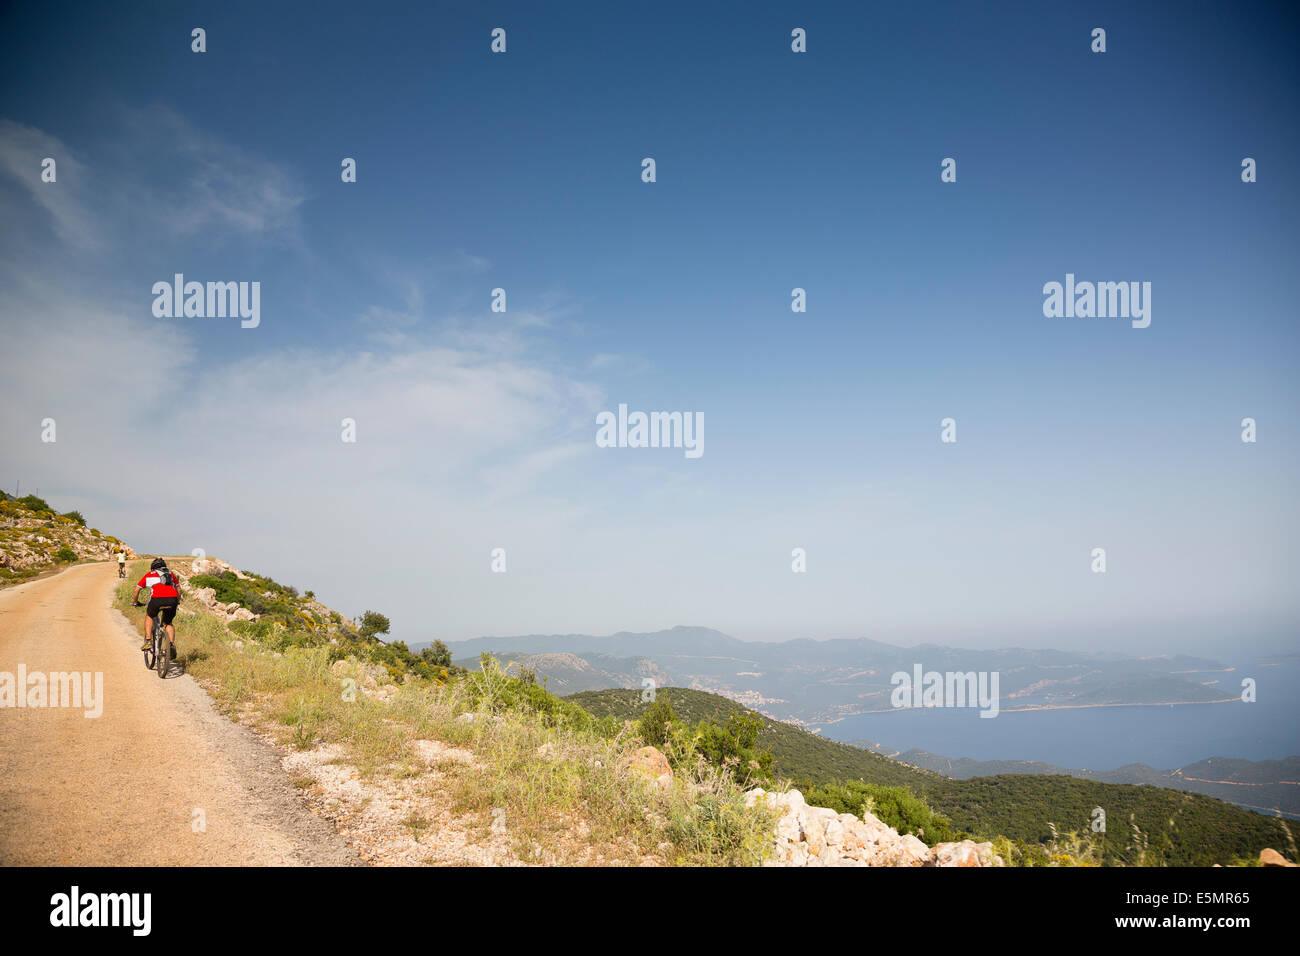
137 570 180 599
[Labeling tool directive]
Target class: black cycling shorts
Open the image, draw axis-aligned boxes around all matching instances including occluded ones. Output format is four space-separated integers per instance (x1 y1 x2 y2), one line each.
146 596 179 624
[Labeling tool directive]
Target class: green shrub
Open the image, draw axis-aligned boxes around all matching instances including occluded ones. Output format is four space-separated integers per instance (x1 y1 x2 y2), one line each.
692 712 774 787
638 698 676 748
419 640 453 668
62 510 86 526
464 655 595 730
17 494 52 513
55 546 78 563
230 618 277 641
191 572 294 620
358 610 390 640
665 792 775 866
804 780 960 846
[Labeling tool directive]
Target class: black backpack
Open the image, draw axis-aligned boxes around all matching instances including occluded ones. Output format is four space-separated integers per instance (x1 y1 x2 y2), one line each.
156 567 176 588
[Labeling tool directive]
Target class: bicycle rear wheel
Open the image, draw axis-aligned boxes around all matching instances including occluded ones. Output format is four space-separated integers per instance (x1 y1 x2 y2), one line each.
155 632 167 678
139 589 156 669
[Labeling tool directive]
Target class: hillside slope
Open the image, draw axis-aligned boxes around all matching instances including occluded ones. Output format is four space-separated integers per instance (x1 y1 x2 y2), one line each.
567 687 1298 866
873 747 1300 819
0 492 129 585
569 687 940 789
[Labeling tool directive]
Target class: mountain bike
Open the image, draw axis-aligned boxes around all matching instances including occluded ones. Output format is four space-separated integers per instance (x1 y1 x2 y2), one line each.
133 587 170 679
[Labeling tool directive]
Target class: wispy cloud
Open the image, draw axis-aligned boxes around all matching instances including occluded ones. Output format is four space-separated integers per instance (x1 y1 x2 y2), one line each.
0 110 609 635
113 104 304 244
0 119 99 249
0 106 305 264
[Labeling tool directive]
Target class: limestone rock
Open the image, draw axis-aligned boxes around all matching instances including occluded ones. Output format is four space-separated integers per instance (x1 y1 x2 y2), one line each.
927 840 999 868
620 746 674 791
744 786 1004 869
1260 848 1296 867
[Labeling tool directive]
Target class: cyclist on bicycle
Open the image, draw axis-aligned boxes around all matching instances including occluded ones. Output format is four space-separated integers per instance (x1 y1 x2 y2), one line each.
133 558 180 658
116 549 127 577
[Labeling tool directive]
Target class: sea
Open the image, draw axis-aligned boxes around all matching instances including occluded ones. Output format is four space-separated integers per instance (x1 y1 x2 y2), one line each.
817 656 1300 771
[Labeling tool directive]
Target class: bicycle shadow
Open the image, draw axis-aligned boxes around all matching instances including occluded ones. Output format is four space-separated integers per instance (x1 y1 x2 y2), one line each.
145 647 194 679
166 648 209 677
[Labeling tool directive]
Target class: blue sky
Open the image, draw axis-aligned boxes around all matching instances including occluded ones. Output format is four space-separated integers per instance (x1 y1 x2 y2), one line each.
1 1 1297 652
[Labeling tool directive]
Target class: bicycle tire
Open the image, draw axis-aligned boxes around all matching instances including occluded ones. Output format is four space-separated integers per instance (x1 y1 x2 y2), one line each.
155 631 167 678
143 634 155 670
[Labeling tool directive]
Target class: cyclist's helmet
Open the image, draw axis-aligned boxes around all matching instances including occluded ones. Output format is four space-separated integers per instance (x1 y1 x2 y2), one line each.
150 558 168 571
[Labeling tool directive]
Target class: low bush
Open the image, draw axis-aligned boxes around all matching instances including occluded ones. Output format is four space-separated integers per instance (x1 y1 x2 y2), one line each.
803 780 960 846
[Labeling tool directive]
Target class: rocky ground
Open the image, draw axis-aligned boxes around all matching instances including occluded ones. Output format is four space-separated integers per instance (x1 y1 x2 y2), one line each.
744 787 1001 867
0 506 131 582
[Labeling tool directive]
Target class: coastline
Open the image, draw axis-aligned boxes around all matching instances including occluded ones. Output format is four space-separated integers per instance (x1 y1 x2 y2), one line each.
807 694 1243 727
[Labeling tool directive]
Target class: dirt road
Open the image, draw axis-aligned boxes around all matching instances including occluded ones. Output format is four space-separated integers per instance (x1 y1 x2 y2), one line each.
0 562 359 865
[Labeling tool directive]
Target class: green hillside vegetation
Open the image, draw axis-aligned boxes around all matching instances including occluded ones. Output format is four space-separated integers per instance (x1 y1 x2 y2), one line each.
888 749 1300 818
803 780 963 846
921 774 1291 867
0 491 123 585
187 568 465 685
566 687 1297 867
571 687 941 789
113 576 777 865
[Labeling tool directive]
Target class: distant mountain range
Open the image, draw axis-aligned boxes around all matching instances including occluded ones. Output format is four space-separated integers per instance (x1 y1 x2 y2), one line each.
426 625 1239 728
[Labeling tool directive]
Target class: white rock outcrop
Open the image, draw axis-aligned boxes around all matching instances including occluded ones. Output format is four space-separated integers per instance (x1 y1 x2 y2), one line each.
745 788 1002 868
183 579 259 624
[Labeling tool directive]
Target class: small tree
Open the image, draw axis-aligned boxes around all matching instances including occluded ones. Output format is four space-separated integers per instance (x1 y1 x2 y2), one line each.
62 510 86 527
694 712 773 786
638 698 677 748
419 640 452 668
358 610 390 640
18 494 51 512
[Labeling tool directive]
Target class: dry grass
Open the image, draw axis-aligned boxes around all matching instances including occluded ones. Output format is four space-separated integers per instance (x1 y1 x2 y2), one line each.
114 570 777 866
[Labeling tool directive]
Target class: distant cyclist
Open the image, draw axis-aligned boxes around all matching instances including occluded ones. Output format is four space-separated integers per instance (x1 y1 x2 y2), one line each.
116 549 126 578
133 558 180 658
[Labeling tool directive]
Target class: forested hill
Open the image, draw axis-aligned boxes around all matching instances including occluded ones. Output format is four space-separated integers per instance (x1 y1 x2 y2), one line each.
567 687 1297 867
569 686 938 788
